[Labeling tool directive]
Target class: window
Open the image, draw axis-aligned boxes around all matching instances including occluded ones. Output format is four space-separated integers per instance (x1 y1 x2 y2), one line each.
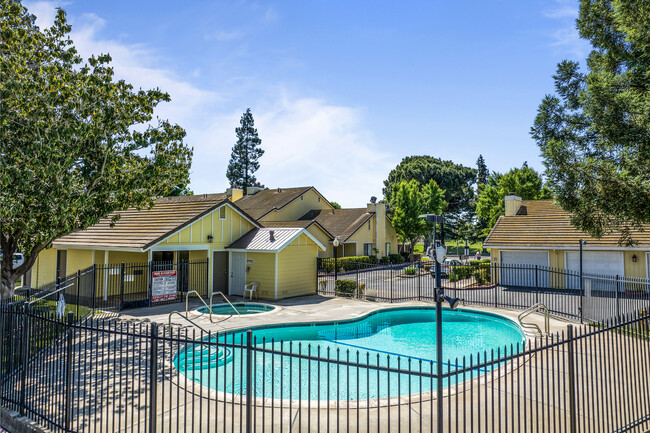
219 206 226 220
368 220 371 230
363 243 373 256
385 242 391 256
301 195 304 200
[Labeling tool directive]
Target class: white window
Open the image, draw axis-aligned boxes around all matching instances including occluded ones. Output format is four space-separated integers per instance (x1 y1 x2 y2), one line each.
363 243 373 256
386 242 391 256
219 206 226 220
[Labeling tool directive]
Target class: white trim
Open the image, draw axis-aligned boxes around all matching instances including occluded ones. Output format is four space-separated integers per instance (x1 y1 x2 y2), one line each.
227 229 327 254
646 252 650 281
227 252 232 295
274 252 278 300
148 245 210 252
499 249 550 266
219 206 227 220
487 245 650 251
51 244 142 252
190 224 193 242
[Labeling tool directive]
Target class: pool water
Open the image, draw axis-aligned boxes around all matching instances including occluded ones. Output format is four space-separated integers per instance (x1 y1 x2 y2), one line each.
197 302 275 315
174 307 525 400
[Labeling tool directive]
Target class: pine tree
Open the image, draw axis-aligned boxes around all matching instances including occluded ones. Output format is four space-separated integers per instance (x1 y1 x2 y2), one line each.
476 155 488 190
226 108 264 192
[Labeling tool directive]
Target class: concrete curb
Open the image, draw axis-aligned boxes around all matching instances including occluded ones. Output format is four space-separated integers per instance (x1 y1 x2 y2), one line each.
0 408 49 433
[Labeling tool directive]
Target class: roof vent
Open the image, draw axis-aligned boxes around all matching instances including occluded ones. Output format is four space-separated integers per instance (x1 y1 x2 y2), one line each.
277 188 282 193
269 230 275 242
370 196 377 204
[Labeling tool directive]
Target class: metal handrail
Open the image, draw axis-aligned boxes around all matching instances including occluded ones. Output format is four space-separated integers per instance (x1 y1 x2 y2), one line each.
518 303 550 336
185 290 215 323
168 311 211 333
210 291 241 317
28 282 76 305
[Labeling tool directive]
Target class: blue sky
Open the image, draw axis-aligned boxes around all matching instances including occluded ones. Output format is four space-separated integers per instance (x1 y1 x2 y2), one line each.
25 0 589 207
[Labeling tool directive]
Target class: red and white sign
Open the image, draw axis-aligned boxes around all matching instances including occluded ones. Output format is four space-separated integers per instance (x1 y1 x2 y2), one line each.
152 270 177 302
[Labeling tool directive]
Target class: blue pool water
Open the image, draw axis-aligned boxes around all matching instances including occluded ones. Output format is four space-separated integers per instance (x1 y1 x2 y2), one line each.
174 307 525 400
197 303 275 315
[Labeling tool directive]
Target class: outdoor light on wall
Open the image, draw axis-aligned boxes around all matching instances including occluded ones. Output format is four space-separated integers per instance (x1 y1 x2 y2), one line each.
207 234 214 243
633 255 638 262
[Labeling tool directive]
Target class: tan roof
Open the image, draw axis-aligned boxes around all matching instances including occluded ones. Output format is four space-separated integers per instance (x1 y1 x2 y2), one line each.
227 228 325 251
53 193 246 250
299 208 373 242
261 220 334 239
484 200 650 248
234 187 314 220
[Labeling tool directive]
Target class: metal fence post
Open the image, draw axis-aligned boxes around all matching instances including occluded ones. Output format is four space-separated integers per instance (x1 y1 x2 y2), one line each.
149 323 158 433
64 312 74 431
616 275 621 323
390 264 394 302
567 325 577 433
76 270 81 319
246 330 253 433
148 261 153 308
356 261 360 299
119 262 125 310
205 257 209 297
91 264 97 313
418 260 421 301
19 304 30 416
535 265 539 305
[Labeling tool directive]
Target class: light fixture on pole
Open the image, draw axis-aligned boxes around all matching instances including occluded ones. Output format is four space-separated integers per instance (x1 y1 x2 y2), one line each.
333 238 340 282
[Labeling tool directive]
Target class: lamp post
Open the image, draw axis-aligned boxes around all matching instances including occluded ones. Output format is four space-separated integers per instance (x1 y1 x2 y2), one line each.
579 239 587 323
333 239 340 282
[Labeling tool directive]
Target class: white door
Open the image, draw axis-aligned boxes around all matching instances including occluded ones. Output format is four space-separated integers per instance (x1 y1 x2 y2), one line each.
229 252 247 296
565 251 624 291
500 250 550 288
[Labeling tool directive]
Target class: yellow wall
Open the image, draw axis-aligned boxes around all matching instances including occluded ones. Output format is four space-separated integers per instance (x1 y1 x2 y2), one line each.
347 217 375 256
306 225 333 258
31 248 57 288
277 234 318 299
245 252 276 299
259 189 332 222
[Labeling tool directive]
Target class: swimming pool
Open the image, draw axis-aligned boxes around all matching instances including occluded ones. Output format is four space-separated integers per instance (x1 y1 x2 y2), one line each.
174 307 525 401
196 302 277 315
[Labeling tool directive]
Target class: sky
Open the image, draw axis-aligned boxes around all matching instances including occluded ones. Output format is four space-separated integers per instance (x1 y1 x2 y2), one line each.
24 0 590 207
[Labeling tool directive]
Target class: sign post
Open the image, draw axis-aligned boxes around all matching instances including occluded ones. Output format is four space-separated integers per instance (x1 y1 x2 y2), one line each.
151 270 177 303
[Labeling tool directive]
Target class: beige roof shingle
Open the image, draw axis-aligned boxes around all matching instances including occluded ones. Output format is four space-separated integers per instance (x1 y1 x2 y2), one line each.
234 187 314 220
298 208 373 241
484 200 650 248
53 193 244 250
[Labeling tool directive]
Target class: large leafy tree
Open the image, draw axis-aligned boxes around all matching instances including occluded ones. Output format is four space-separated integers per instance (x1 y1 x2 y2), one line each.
476 164 552 236
531 0 650 243
0 1 192 298
391 179 446 252
226 108 264 192
382 156 476 228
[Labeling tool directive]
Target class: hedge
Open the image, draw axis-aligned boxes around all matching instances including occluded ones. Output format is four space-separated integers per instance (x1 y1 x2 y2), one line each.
323 254 404 272
334 279 365 298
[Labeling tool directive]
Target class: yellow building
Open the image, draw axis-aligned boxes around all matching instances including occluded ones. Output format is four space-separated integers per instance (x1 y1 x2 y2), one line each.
230 186 399 258
484 196 650 287
27 193 324 301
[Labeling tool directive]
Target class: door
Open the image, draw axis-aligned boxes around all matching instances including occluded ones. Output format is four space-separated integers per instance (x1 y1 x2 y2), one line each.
565 251 624 291
229 252 247 296
213 252 228 294
56 250 67 279
500 250 549 288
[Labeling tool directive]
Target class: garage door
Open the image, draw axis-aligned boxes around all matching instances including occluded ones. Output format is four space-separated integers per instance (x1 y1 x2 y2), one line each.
565 251 624 291
500 251 549 288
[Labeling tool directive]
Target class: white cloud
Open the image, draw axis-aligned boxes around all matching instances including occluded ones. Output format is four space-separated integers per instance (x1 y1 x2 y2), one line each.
23 1 390 209
544 0 591 58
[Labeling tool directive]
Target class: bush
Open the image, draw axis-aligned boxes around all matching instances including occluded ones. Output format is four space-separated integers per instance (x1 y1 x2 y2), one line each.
334 279 362 298
389 254 405 264
322 255 379 273
404 266 417 275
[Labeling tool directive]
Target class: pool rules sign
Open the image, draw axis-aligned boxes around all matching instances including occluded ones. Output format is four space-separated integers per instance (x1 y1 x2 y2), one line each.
151 270 177 302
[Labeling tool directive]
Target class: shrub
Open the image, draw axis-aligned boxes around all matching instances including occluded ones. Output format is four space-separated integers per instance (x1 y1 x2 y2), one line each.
335 279 361 298
404 266 417 276
322 255 379 273
389 254 405 264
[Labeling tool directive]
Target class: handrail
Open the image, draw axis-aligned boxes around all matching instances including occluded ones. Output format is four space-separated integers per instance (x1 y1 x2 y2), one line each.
28 282 76 305
518 303 550 336
185 290 215 323
210 291 241 317
168 311 211 333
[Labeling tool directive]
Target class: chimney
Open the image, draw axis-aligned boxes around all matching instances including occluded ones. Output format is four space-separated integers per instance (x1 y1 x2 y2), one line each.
269 230 275 242
246 186 263 196
505 194 522 216
226 188 243 202
367 199 386 257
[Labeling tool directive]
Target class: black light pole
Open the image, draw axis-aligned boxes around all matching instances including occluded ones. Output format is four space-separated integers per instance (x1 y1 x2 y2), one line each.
435 219 444 433
333 239 340 282
579 239 587 323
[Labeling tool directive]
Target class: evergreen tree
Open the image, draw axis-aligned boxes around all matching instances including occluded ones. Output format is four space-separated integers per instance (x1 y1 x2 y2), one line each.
226 108 264 192
476 155 488 190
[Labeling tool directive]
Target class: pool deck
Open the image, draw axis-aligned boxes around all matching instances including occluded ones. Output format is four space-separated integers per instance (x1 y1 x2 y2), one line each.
120 294 574 338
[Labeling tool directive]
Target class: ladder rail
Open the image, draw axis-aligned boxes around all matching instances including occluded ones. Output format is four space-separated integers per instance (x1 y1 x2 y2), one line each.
168 311 211 333
518 303 550 336
210 291 241 317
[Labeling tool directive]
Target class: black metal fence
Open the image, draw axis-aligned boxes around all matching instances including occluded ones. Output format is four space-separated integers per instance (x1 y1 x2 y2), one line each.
9 259 209 312
317 259 650 325
1 303 649 432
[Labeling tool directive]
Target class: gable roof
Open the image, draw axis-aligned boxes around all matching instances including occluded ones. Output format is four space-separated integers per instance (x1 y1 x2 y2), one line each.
53 194 258 251
227 228 326 252
484 200 650 248
234 187 328 220
298 208 373 242
260 220 334 239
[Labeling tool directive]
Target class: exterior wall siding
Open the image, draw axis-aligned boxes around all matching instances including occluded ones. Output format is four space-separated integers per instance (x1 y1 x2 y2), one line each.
277 234 318 299
347 217 375 255
245 252 276 300
32 248 57 288
305 225 332 258
259 190 332 222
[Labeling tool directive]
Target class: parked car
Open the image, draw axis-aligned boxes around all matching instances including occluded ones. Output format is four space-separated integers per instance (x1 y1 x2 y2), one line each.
0 251 24 268
430 258 462 279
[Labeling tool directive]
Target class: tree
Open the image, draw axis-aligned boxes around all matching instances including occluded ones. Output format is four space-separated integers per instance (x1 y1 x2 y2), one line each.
226 108 264 192
391 179 446 253
476 164 552 236
476 155 488 191
330 202 342 209
382 156 476 227
0 2 192 298
531 0 650 243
